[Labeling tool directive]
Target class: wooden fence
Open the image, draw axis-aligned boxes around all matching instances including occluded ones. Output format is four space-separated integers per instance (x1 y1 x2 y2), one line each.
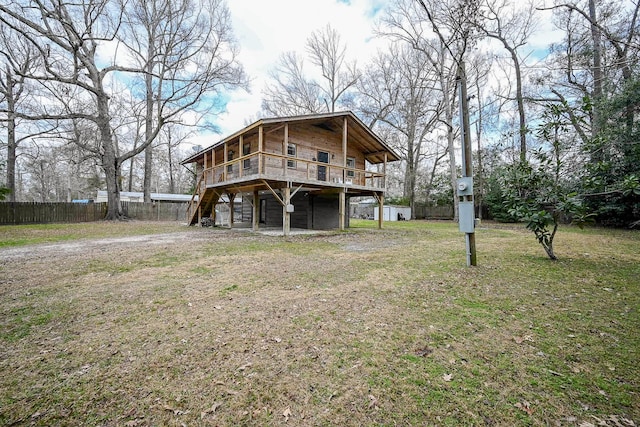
120 201 187 222
414 205 454 220
0 202 188 225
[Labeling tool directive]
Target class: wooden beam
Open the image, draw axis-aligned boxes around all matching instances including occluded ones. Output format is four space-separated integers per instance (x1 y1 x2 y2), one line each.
283 124 288 177
342 117 348 183
228 192 235 229
290 183 303 199
239 135 243 178
253 190 259 231
339 189 346 231
383 152 388 190
262 180 284 206
223 143 228 181
283 186 291 237
374 192 384 230
258 125 263 174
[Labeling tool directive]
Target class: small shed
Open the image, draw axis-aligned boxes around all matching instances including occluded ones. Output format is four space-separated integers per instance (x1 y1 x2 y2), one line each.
374 205 411 222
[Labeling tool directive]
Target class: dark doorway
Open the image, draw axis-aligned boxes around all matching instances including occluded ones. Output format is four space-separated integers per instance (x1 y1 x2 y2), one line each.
259 199 267 223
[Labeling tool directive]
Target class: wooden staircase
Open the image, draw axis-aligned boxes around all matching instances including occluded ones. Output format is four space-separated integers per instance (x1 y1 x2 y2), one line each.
186 176 219 225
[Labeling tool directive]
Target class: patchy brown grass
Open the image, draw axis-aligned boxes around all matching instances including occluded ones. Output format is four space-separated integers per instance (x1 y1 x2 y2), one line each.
0 220 638 426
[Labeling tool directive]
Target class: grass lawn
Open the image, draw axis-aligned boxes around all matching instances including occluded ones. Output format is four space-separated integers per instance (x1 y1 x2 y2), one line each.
0 219 638 426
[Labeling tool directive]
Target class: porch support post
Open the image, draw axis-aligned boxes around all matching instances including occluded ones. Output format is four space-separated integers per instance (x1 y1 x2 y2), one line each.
258 125 263 174
339 188 346 231
342 117 348 182
223 143 228 181
239 135 244 178
282 186 291 237
283 124 288 177
228 192 235 229
377 192 384 230
383 153 388 190
211 190 222 226
253 190 260 231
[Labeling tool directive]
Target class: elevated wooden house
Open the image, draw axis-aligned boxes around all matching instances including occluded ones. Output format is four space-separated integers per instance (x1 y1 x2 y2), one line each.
181 111 400 235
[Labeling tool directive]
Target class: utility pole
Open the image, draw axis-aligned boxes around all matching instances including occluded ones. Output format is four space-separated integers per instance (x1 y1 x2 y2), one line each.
457 61 477 266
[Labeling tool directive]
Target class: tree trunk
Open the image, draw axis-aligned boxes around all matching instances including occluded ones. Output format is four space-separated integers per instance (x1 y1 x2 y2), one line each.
98 96 122 220
5 65 16 202
588 0 603 138
442 74 458 221
104 156 122 220
167 128 175 193
475 80 484 220
143 46 155 203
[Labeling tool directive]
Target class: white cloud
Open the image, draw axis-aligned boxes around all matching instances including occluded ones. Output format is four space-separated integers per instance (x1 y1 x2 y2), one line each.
195 0 562 149
199 0 386 145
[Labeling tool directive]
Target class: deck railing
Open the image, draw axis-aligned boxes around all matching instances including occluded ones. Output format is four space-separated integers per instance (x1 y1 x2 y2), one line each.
201 152 385 189
187 152 386 223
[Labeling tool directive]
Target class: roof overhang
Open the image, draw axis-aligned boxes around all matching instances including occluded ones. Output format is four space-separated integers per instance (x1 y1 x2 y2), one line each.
181 111 400 166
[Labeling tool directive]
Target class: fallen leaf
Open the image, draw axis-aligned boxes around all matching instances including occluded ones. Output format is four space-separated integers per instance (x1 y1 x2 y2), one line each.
443 373 453 382
414 347 433 357
514 335 534 344
368 394 379 409
201 402 222 419
237 362 252 371
282 407 292 421
514 401 533 415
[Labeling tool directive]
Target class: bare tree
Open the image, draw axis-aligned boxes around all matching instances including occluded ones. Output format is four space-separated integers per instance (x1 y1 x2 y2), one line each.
0 25 59 202
378 0 479 219
477 0 539 163
306 24 361 113
261 52 323 116
262 24 359 116
358 45 442 217
0 0 246 218
117 0 247 202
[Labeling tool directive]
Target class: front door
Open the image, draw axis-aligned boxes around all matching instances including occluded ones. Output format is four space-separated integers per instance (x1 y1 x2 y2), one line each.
317 151 329 181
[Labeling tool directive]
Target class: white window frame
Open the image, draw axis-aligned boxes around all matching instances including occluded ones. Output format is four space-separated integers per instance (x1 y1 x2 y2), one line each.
243 142 251 169
287 143 297 169
346 157 356 178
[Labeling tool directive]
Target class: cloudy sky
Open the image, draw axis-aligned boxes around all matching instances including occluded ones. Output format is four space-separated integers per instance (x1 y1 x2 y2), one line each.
198 0 560 146
196 0 386 143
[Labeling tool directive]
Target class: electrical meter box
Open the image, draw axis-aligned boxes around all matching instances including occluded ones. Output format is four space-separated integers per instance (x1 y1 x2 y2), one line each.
456 177 473 196
457 177 475 233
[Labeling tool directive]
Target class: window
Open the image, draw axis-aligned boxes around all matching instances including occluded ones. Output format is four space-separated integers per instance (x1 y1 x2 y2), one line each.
287 143 296 168
346 157 355 178
243 143 251 169
227 150 234 173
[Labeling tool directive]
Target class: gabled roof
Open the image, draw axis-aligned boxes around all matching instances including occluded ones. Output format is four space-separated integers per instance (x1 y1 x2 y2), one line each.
181 111 400 165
